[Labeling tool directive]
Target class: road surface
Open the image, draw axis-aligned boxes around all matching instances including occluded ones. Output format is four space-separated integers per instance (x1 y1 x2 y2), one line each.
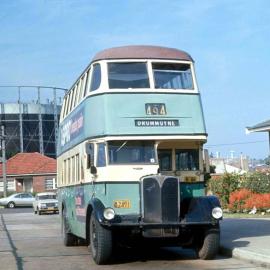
0 209 265 270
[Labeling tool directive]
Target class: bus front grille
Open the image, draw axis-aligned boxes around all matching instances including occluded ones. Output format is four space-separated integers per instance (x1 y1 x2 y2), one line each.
142 175 179 224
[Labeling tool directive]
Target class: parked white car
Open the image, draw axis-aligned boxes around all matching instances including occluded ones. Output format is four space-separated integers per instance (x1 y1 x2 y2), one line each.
33 192 59 215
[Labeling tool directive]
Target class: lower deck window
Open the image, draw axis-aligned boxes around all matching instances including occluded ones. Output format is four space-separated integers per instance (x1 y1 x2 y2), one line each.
175 149 199 171
97 143 106 167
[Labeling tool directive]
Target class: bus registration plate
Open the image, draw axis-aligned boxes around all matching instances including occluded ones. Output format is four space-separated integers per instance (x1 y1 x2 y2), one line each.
114 200 131 208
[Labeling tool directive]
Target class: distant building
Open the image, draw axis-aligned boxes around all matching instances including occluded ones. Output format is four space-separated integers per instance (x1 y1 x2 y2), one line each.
254 164 270 173
210 156 248 176
0 86 66 158
0 152 56 195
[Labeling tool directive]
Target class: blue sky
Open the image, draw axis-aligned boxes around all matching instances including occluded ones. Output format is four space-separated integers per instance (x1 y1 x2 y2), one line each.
0 0 269 159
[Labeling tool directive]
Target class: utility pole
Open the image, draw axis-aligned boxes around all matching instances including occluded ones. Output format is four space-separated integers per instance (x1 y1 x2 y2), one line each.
1 125 7 197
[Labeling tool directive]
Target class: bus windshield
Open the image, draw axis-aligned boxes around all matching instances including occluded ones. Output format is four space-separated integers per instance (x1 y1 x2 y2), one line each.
175 149 199 171
108 141 156 164
108 62 150 89
153 63 193 89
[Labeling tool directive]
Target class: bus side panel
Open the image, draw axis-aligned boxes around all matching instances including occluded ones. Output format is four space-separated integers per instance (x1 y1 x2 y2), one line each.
58 182 140 239
95 182 141 216
58 184 93 239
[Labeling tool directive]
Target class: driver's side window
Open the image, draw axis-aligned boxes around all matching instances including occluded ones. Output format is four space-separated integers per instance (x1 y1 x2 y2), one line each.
158 149 172 171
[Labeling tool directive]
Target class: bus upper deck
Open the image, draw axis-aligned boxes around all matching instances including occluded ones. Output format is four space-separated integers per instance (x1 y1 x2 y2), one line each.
58 46 207 156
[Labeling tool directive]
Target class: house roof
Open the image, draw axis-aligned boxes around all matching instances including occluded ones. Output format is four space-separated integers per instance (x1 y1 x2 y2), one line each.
246 119 270 133
92 45 193 63
0 152 56 177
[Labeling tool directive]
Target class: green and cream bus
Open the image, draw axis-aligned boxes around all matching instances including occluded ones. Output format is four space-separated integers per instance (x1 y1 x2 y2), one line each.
57 45 222 265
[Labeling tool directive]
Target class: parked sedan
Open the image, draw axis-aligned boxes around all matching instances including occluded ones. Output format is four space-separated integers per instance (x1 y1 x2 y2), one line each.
33 192 59 215
0 193 35 208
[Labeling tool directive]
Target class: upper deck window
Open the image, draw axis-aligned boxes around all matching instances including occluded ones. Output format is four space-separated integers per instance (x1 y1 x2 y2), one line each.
90 64 101 91
108 62 150 89
153 63 193 89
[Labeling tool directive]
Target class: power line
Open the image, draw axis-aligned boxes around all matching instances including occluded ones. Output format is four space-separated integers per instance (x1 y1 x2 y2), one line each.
206 140 268 148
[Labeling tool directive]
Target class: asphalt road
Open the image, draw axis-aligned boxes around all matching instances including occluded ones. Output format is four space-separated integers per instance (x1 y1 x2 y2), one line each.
0 207 33 214
0 210 265 270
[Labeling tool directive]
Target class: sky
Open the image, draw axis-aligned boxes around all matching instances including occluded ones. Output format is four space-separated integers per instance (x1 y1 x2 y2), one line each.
0 0 269 159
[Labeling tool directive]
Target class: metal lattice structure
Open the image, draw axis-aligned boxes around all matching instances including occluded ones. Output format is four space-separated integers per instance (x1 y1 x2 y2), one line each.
0 86 67 158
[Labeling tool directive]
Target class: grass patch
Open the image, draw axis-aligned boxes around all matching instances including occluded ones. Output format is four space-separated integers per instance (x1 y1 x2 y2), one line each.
223 212 270 219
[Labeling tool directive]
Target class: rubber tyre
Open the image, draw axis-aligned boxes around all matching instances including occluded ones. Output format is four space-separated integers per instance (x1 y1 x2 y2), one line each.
89 212 112 265
62 210 77 246
196 229 220 260
7 201 15 208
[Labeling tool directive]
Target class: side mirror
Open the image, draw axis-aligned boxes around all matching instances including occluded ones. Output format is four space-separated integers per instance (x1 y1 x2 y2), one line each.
86 143 94 169
87 154 91 169
90 166 97 175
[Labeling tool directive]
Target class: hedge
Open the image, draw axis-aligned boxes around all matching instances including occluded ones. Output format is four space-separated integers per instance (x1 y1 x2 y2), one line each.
208 172 270 208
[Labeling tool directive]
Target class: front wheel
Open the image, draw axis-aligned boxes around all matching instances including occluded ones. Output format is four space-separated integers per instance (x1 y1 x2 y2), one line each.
7 201 15 208
89 212 112 265
195 228 220 260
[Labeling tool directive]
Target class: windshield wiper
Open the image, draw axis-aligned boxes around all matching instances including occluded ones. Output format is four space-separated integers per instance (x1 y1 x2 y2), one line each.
116 141 128 152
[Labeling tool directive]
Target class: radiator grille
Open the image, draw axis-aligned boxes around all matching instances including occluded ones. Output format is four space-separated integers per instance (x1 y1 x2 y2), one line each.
142 176 179 223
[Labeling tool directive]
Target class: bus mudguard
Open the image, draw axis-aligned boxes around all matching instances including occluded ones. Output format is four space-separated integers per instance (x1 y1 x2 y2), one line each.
182 196 221 223
88 198 106 223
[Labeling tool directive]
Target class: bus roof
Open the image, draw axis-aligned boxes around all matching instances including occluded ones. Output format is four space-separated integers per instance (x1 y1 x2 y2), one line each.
92 45 193 63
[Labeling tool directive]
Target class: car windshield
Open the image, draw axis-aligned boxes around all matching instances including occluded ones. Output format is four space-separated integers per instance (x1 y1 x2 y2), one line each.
108 62 150 89
38 195 56 200
108 141 156 164
153 63 193 89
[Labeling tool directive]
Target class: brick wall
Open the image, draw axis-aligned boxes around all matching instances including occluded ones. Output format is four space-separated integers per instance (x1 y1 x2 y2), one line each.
33 175 56 192
32 176 45 192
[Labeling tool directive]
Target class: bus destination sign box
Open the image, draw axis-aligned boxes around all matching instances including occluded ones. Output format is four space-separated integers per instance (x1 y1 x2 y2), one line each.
135 119 179 127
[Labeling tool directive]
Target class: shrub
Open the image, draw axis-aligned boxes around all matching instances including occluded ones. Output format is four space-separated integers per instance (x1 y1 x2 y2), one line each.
208 173 240 207
228 189 253 212
244 193 270 210
228 188 270 212
208 172 270 208
241 172 270 193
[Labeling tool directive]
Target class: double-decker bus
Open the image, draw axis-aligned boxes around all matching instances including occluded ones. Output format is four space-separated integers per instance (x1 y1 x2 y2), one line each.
57 45 222 265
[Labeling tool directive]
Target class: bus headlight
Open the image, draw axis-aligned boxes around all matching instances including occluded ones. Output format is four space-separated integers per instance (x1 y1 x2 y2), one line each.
212 207 223 219
103 208 115 221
